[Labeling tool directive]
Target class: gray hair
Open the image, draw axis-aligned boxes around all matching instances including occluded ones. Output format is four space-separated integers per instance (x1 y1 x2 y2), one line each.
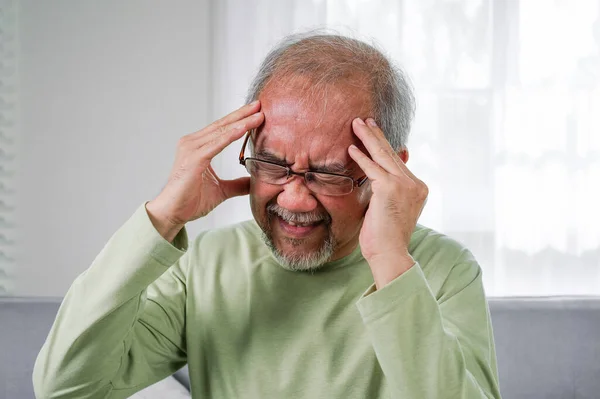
245 31 416 150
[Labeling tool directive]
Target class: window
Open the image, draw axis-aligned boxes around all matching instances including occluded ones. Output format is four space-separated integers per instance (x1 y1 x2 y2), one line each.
324 0 600 295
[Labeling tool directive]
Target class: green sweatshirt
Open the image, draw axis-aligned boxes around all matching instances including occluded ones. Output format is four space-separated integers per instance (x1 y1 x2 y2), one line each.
33 202 502 399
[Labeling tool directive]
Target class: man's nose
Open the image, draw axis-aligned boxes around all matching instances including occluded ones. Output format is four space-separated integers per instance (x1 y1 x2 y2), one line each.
276 175 318 213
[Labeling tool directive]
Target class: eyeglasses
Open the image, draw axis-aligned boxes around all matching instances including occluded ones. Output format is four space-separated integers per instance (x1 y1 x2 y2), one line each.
238 130 368 196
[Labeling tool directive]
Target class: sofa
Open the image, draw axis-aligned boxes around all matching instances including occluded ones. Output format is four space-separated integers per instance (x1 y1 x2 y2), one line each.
1 296 599 399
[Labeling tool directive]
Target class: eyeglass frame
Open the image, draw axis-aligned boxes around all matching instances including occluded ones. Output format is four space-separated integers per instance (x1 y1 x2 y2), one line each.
238 129 369 196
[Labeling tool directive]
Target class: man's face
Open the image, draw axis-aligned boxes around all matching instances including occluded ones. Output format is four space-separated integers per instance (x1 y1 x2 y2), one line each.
249 78 373 271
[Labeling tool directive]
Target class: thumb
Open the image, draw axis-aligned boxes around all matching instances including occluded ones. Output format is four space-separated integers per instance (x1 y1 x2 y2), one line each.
221 176 251 199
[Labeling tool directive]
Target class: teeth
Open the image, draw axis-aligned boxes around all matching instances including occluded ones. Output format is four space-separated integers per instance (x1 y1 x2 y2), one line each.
279 216 322 227
286 220 317 227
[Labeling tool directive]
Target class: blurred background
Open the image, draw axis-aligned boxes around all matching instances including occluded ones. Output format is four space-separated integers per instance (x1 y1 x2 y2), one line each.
0 0 598 297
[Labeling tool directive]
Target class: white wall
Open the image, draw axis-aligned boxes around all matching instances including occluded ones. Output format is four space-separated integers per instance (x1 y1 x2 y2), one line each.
16 0 214 296
13 0 318 298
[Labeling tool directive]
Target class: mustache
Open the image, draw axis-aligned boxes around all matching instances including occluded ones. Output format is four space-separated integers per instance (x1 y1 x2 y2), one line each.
267 203 331 225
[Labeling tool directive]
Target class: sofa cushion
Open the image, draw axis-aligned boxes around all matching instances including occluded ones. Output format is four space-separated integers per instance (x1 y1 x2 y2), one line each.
0 297 62 399
488 297 600 399
128 375 191 399
173 365 190 390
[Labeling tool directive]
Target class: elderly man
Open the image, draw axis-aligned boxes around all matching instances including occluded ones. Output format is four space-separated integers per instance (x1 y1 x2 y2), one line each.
34 33 502 398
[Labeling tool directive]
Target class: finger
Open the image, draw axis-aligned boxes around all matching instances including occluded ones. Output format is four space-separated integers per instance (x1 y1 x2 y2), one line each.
196 112 264 157
362 118 420 183
203 163 220 185
352 118 406 176
365 125 420 184
208 100 261 131
192 110 263 148
220 176 251 199
348 144 389 182
394 155 420 182
192 109 263 148
182 101 261 143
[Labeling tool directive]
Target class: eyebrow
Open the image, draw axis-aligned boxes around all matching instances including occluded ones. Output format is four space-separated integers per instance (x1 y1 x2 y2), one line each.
254 148 353 175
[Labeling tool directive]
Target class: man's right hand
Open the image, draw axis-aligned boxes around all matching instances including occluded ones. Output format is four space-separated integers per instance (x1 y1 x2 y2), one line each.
146 101 264 242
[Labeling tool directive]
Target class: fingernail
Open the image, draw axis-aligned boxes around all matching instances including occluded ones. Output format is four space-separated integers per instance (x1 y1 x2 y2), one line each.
349 144 359 151
355 118 366 125
250 100 259 106
366 118 378 127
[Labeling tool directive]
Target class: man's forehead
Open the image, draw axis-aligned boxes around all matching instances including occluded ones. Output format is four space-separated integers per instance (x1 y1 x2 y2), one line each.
250 125 356 175
253 116 354 145
261 96 314 121
256 87 365 139
252 128 353 161
251 78 371 168
259 76 371 121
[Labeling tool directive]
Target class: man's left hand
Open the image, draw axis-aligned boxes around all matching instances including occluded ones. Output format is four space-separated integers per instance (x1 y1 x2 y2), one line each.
348 117 428 289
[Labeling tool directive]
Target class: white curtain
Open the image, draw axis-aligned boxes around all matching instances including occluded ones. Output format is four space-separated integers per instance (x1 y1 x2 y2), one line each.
206 0 600 296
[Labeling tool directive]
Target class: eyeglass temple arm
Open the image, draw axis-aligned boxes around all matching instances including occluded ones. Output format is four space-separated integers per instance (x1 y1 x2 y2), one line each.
239 130 252 164
356 175 369 187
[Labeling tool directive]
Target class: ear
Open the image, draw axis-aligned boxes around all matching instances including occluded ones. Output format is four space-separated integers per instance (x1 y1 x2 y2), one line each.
397 148 409 164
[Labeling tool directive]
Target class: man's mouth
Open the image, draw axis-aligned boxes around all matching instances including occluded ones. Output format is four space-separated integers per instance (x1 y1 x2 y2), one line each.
276 215 324 238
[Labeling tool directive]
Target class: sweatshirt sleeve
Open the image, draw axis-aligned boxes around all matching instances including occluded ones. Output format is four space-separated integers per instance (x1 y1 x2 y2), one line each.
33 202 191 399
355 251 502 399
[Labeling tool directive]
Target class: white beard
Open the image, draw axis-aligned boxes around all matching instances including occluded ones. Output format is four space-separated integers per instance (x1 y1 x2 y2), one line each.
261 231 336 272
